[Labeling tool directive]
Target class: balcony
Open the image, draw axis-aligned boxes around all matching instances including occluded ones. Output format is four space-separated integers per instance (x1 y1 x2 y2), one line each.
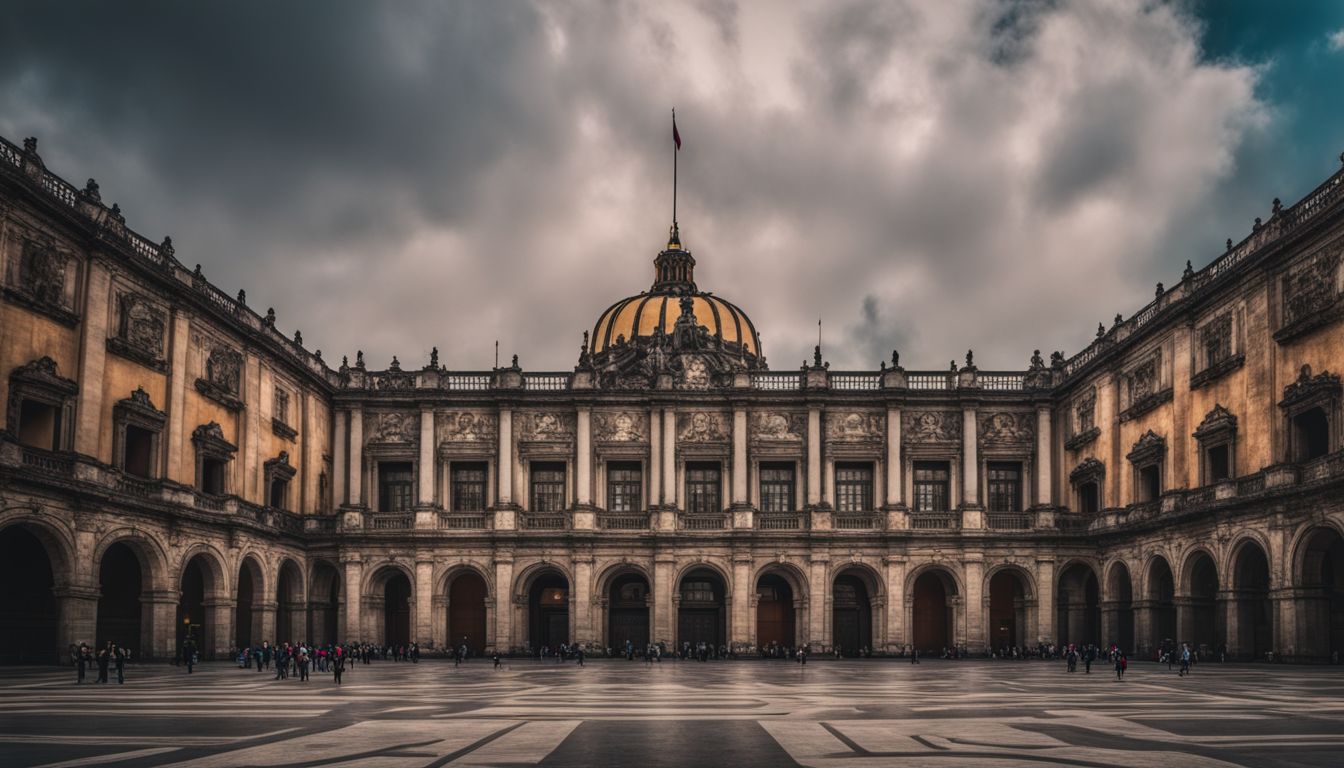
20 446 74 476
986 511 1031 530
834 513 878 530
598 513 648 531
910 512 956 530
522 513 568 530
114 473 161 499
681 514 727 531
368 513 412 530
756 512 805 531
439 512 489 530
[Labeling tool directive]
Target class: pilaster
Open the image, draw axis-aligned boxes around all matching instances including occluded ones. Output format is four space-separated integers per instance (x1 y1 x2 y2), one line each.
576 408 592 506
348 405 364 506
415 558 433 645
342 555 363 641
164 310 192 482
73 259 112 457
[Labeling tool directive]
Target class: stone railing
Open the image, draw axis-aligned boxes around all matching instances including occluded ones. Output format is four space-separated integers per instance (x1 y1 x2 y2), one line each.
906 372 953 390
756 512 805 531
751 372 801 391
20 446 74 476
368 513 413 530
442 374 491 391
440 512 489 530
598 513 648 531
834 513 878 530
681 513 728 530
986 512 1031 530
523 373 570 391
910 512 956 530
830 373 880 391
114 473 161 499
522 513 568 530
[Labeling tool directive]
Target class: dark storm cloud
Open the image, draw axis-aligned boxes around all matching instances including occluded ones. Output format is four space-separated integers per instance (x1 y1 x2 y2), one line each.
0 0 1289 372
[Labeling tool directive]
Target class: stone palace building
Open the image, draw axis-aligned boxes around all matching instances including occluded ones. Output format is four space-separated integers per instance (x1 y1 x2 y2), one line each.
1 134 1342 664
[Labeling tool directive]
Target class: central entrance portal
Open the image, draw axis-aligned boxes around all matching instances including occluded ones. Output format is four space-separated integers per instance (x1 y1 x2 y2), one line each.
678 568 726 649
528 571 569 651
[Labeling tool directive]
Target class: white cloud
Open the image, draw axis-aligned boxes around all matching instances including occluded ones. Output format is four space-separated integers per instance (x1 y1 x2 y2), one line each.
1329 28 1344 51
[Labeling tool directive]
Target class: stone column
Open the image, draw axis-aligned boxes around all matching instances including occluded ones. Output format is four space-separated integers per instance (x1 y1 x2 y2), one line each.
962 407 979 505
73 259 112 457
1132 600 1155 657
342 556 362 642
732 554 752 648
205 598 234 658
809 554 829 647
1035 406 1052 506
573 556 593 645
145 590 179 660
806 408 822 506
662 409 676 509
648 408 661 506
55 585 101 653
348 406 364 506
1217 589 1237 659
653 552 675 646
242 353 262 501
333 409 347 504
496 409 513 532
732 407 748 504
963 556 984 653
164 310 192 482
257 600 278 645
418 407 435 505
1035 558 1055 643
576 409 592 506
493 553 514 651
884 556 906 652
413 558 433 645
886 407 902 506
1174 597 1195 648
1100 600 1119 650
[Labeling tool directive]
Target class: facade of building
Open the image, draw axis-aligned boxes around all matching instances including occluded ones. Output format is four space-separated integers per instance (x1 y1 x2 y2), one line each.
1 133 1342 664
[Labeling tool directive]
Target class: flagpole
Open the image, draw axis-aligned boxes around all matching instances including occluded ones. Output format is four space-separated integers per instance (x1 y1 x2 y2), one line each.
672 108 678 228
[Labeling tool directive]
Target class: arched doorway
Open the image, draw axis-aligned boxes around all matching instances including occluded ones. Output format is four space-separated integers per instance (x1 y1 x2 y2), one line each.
1146 557 1176 655
678 567 726 649
383 572 412 646
235 557 263 648
0 525 59 664
1107 563 1135 653
832 570 873 656
177 555 211 660
988 569 1029 652
1057 563 1100 646
607 572 649 652
1232 541 1272 660
1185 552 1221 653
448 570 488 654
755 572 796 649
97 542 146 655
911 570 956 653
276 559 304 644
528 570 569 650
309 561 341 647
1297 526 1344 661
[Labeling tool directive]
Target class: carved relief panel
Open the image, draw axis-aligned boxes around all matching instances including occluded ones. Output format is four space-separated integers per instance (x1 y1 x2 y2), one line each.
593 410 647 443
750 411 805 444
825 411 884 443
902 411 961 445
437 411 498 444
365 410 417 445
107 291 168 370
516 411 575 442
677 411 729 443
979 411 1034 446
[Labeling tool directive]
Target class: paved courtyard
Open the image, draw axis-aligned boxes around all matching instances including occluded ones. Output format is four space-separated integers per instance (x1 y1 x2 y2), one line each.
1 659 1341 767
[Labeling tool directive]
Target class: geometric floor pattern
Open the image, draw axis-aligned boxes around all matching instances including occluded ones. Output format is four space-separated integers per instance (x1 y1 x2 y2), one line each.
2 660 1342 767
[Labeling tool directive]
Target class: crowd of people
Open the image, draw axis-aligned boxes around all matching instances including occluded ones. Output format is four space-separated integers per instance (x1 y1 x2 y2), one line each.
68 642 128 684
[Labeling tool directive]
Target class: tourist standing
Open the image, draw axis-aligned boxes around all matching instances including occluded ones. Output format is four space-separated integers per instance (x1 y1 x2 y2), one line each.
74 644 87 684
113 644 125 684
1114 650 1126 681
96 645 110 683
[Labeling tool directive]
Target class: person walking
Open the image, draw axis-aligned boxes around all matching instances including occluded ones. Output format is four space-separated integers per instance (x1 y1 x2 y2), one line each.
96 645 110 684
1179 644 1191 677
333 652 344 685
74 644 87 684
1114 650 1126 681
298 647 309 681
113 644 125 684
184 641 195 674
492 651 502 669
911 648 919 664
1084 645 1093 675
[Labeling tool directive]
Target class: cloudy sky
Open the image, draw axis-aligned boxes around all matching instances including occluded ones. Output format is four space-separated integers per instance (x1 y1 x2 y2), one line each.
2 0 1342 372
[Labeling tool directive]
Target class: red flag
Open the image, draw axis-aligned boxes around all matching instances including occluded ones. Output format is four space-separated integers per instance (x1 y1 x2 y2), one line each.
673 117 682 150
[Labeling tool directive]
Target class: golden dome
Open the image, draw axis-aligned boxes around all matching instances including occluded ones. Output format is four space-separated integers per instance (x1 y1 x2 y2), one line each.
590 224 762 358
592 292 760 356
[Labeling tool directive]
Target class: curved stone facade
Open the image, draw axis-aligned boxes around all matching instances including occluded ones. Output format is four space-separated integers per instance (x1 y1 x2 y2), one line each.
1 134 1342 664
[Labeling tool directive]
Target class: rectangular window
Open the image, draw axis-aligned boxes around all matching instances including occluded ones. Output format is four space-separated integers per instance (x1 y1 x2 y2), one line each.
451 462 488 512
986 462 1022 513
1079 481 1099 515
379 461 414 512
201 458 227 495
17 399 60 451
274 388 289 425
606 461 642 513
269 478 289 510
529 461 567 513
123 425 155 478
1138 464 1161 502
1206 444 1230 482
913 461 950 512
834 462 874 513
685 461 722 515
759 462 795 513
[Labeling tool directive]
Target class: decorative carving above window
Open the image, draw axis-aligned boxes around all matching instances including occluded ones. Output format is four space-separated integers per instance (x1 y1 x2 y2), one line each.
751 411 805 442
520 411 575 441
264 450 297 481
1190 354 1245 390
1126 430 1167 466
677 411 728 443
1276 246 1341 343
6 357 78 450
376 356 415 390
979 412 1034 445
437 411 497 443
1279 364 1342 412
593 411 647 442
270 388 296 441
1120 356 1172 422
1192 404 1237 443
106 293 167 372
903 411 961 443
1191 312 1244 389
113 387 166 429
1075 388 1096 434
367 411 417 444
191 421 237 458
825 411 884 443
1065 427 1100 452
1069 457 1105 484
195 345 244 411
4 237 78 326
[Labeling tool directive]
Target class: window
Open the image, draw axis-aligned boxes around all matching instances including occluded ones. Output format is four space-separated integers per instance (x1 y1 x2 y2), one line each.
835 462 874 513
1193 405 1237 486
123 426 155 477
274 388 289 425
685 462 721 515
1294 408 1330 462
681 580 716 603
201 458 227 495
606 461 642 512
1206 444 1230 482
530 461 566 513
16 398 60 450
269 477 290 510
1138 464 1161 502
759 462 795 513
451 462 488 512
379 461 414 512
987 462 1022 512
913 461 950 512
1078 481 1099 514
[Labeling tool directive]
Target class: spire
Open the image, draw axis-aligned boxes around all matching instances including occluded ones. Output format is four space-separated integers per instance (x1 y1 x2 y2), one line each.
653 109 695 293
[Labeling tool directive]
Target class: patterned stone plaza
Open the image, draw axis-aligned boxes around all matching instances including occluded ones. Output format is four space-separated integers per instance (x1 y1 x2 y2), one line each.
1 659 1342 767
